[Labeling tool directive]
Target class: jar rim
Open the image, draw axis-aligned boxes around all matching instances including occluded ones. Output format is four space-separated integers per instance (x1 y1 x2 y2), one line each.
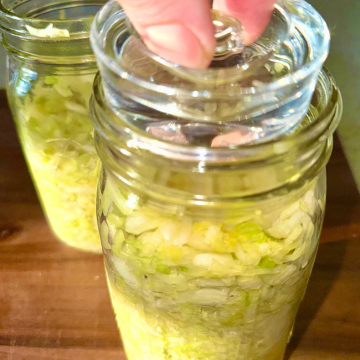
91 67 342 164
0 0 104 40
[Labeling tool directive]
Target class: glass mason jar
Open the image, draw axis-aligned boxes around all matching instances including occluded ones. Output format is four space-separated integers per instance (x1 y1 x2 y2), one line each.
91 1 342 359
0 0 106 252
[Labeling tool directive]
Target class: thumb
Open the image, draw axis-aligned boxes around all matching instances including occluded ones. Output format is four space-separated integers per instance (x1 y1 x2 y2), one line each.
214 0 277 45
117 0 216 69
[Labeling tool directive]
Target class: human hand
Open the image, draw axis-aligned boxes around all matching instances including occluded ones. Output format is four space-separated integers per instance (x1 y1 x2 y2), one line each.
117 0 277 69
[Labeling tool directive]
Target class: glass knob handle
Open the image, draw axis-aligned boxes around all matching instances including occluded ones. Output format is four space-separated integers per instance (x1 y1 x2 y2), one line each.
212 11 244 59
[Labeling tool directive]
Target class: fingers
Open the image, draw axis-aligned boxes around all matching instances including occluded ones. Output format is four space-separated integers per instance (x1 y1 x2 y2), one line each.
213 0 277 45
117 0 277 69
117 0 216 69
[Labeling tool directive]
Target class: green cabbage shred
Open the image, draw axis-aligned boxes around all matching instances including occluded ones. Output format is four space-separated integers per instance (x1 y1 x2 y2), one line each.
99 172 321 360
14 73 101 252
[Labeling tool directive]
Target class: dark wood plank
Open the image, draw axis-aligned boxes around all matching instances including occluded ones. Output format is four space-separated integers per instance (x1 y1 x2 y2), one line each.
0 89 359 359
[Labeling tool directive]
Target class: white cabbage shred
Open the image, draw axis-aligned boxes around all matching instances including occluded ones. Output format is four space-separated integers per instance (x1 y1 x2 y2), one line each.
14 73 100 252
26 24 70 38
100 173 321 360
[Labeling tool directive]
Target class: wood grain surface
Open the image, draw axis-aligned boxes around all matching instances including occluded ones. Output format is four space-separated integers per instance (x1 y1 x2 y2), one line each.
0 89 359 360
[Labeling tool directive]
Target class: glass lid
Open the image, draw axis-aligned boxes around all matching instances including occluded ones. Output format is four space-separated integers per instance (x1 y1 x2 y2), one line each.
91 0 330 146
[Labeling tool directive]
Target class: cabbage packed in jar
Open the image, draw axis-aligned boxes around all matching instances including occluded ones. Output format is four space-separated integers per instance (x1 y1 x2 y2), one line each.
12 72 100 252
90 0 340 357
1 0 104 252
98 170 324 360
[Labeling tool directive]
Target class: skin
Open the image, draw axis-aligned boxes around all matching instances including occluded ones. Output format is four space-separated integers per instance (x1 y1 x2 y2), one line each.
116 0 277 69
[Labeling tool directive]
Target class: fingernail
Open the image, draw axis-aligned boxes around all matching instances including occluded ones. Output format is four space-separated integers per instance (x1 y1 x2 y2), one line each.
144 23 212 69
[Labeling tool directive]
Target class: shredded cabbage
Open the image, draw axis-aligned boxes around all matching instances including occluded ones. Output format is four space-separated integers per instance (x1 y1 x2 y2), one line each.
26 24 70 38
13 73 101 252
99 172 322 360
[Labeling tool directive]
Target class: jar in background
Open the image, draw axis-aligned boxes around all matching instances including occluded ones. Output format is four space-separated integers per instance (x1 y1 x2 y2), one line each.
90 0 342 359
0 0 106 252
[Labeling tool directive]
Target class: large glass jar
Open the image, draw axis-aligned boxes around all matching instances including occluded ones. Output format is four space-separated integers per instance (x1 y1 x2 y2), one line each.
0 0 106 252
90 1 342 359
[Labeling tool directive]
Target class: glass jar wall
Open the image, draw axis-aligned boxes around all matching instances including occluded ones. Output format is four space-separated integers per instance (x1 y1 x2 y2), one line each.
91 68 342 360
90 0 342 359
0 0 106 252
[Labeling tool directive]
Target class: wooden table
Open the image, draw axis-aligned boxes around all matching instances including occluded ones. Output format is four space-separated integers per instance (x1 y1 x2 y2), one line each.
0 89 359 360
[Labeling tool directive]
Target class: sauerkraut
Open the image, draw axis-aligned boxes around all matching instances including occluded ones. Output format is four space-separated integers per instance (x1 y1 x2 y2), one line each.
26 24 70 38
99 172 322 360
13 73 101 252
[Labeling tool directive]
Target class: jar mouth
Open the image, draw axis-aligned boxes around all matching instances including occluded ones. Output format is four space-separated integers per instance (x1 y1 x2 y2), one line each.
91 67 342 163
0 0 105 39
91 0 330 98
